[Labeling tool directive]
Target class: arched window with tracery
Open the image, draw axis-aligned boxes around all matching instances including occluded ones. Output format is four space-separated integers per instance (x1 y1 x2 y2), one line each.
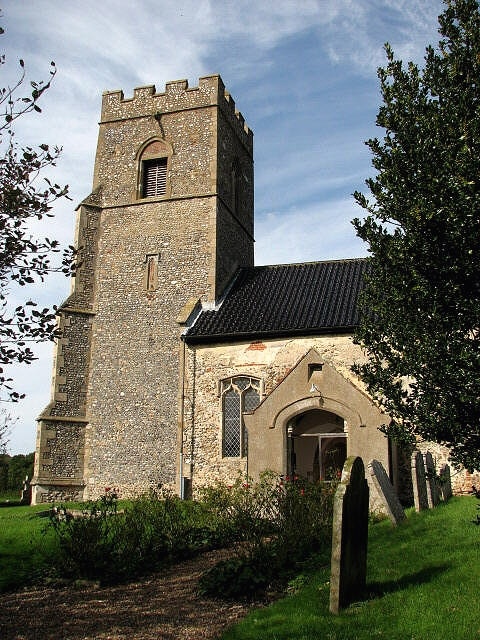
221 376 261 457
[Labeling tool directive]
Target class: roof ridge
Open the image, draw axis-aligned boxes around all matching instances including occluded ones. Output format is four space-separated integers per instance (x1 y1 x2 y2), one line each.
252 257 367 269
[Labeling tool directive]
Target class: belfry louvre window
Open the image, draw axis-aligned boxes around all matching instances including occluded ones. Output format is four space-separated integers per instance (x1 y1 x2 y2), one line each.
221 376 261 457
143 157 167 197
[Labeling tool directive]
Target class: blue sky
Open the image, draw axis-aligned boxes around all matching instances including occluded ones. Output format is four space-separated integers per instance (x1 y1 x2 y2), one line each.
2 0 443 453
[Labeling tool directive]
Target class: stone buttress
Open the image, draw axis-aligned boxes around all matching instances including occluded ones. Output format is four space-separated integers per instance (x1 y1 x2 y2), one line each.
32 75 253 502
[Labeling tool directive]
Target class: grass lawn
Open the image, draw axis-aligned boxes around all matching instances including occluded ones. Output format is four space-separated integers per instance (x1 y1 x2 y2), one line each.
221 496 480 640
0 503 59 591
0 490 24 503
1 495 479 639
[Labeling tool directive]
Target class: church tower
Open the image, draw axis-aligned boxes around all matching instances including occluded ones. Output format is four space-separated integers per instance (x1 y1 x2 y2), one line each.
32 75 254 502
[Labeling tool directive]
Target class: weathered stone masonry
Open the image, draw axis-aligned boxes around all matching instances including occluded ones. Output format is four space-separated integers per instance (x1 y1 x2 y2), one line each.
32 75 254 502
179 336 390 511
32 200 100 503
32 73 478 505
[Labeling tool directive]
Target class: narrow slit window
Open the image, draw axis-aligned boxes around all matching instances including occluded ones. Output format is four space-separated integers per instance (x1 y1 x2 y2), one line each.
143 158 167 197
145 254 159 291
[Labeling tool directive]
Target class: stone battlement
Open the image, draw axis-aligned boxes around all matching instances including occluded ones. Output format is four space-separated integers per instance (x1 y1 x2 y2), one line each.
101 74 253 149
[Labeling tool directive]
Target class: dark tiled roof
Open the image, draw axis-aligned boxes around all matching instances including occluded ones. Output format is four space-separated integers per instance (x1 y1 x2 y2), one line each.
184 258 368 344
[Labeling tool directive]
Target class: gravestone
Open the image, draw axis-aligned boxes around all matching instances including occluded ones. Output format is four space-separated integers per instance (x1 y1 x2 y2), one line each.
424 451 440 508
439 463 453 501
20 475 31 505
411 450 429 512
329 456 369 614
368 459 405 525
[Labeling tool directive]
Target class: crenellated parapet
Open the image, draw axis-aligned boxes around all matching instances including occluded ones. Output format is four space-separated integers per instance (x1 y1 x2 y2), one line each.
34 70 255 503
100 74 253 152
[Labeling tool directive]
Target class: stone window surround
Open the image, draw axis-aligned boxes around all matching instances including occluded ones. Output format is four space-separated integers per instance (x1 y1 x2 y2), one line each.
220 375 262 458
144 253 160 291
136 137 173 201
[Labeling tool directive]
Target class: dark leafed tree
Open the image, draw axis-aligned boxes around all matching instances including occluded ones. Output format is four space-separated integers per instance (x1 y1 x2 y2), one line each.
0 24 73 417
352 0 480 471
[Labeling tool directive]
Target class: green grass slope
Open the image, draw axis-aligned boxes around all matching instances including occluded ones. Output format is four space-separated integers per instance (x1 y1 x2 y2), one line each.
221 497 480 640
0 504 58 591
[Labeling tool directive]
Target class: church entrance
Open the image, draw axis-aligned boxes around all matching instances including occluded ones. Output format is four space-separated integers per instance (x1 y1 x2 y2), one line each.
243 351 390 492
286 409 346 482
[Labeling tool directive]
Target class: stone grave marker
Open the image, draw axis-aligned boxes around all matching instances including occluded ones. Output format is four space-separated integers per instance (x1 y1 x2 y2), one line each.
329 456 369 614
439 463 453 501
424 451 440 508
411 450 429 512
20 475 31 505
368 459 405 525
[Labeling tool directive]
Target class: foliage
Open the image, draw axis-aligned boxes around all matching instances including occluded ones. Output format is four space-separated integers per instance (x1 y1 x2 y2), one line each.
49 489 120 581
274 474 336 561
199 471 279 551
49 487 224 583
109 487 226 574
199 473 336 599
0 23 73 410
0 450 33 492
0 407 14 453
50 474 336 594
221 497 480 640
199 551 278 600
352 0 480 470
2 497 479 636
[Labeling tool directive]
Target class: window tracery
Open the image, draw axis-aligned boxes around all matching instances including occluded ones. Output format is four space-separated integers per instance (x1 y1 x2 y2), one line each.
220 376 261 457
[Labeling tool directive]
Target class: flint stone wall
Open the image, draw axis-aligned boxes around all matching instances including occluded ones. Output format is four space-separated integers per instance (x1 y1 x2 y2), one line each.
183 335 388 511
34 76 254 502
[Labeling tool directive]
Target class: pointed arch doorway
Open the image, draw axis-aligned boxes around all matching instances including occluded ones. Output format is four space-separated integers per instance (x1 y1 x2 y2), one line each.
286 409 346 482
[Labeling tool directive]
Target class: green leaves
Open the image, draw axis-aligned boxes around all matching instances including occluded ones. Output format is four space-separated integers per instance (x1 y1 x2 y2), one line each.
353 0 480 471
0 37 72 406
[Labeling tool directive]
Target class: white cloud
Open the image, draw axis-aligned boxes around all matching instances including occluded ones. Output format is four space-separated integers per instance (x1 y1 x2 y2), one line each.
255 197 368 266
1 0 445 453
318 0 443 74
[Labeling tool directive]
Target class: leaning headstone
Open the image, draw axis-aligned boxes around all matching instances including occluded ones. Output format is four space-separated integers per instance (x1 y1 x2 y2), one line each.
439 463 453 502
411 450 429 512
424 451 440 508
330 456 369 614
368 459 405 525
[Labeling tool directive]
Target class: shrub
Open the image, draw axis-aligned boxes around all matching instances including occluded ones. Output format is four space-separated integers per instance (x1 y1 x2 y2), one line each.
50 487 225 583
274 475 336 563
49 488 120 581
199 547 277 600
49 474 337 594
199 471 279 554
199 472 337 599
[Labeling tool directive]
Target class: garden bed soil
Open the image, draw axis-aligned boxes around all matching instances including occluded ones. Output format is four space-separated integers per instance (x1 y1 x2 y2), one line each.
0 549 263 640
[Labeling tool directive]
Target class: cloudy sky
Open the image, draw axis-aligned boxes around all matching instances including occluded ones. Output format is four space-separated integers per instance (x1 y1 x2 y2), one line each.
3 0 444 454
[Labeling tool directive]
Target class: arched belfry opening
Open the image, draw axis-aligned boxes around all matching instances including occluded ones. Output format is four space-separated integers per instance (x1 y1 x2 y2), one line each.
136 138 173 199
286 409 347 481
